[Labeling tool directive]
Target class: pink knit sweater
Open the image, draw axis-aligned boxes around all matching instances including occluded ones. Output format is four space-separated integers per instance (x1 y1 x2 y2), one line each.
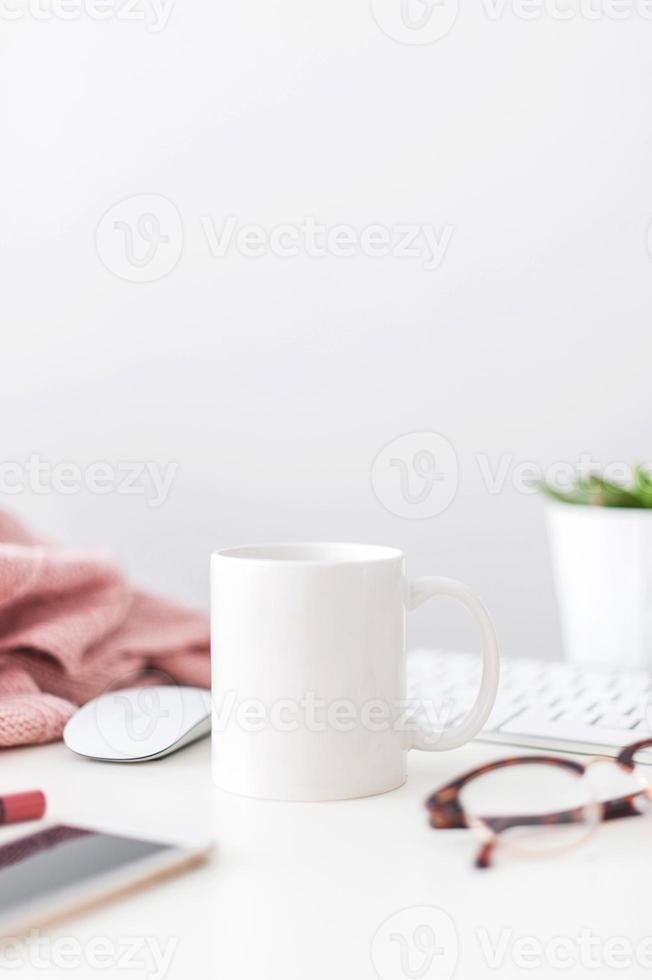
0 512 210 748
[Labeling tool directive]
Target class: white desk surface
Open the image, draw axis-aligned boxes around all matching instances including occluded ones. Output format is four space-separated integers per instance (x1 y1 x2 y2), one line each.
3 736 652 980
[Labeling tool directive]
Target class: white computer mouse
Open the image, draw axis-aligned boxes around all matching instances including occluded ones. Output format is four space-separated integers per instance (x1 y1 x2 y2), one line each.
63 686 212 762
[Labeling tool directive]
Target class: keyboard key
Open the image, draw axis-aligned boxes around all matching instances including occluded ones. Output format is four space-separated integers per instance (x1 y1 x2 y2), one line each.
623 712 644 727
595 712 639 729
483 704 526 732
606 695 644 713
554 709 602 725
633 719 652 733
499 714 638 749
551 693 601 712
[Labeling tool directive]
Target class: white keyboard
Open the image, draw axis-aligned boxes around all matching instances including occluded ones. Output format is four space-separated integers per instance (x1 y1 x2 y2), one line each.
407 650 652 760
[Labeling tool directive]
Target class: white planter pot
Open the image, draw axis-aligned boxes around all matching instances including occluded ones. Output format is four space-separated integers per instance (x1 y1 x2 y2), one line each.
546 503 652 668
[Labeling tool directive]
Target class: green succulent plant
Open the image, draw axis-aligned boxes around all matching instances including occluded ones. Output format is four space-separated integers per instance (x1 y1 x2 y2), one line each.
542 466 652 508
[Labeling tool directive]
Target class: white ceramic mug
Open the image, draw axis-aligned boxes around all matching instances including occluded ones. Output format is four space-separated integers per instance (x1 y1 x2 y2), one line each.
211 543 499 801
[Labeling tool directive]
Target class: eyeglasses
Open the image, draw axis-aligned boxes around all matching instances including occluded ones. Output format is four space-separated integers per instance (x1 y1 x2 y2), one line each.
426 738 652 869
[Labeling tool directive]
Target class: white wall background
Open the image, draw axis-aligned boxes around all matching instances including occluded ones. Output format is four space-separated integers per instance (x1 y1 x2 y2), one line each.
1 0 651 659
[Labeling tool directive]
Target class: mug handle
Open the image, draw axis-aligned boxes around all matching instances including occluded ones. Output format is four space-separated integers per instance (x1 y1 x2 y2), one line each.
406 576 500 751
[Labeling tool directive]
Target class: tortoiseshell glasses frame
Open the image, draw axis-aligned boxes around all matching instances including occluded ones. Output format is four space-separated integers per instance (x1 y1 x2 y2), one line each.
426 738 652 869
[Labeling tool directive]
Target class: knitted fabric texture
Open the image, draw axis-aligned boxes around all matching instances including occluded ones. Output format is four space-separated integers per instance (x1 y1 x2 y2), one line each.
0 512 209 748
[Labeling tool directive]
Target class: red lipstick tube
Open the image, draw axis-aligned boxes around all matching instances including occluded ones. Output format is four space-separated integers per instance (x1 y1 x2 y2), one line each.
0 791 46 825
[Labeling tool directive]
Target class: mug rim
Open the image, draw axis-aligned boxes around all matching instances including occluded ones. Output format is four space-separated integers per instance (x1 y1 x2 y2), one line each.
212 542 404 565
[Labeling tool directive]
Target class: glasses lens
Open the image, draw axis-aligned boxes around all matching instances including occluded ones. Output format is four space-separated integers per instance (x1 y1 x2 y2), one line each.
459 761 600 857
630 747 652 815
583 749 652 819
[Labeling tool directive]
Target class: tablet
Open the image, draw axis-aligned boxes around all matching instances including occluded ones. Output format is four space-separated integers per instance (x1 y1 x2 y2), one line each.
0 823 212 937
